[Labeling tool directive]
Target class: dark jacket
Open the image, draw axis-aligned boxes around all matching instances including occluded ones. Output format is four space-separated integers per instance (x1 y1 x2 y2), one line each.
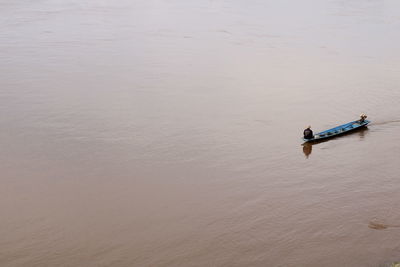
304 128 313 139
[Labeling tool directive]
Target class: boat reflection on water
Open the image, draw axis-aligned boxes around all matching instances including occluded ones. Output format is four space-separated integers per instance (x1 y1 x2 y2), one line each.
302 143 312 158
358 125 368 139
302 126 369 158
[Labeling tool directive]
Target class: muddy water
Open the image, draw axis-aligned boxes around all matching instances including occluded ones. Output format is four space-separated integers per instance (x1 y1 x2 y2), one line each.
1 0 400 266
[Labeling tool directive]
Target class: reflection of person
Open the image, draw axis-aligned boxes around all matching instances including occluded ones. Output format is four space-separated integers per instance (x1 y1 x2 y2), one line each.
303 126 314 139
359 113 367 123
302 143 312 158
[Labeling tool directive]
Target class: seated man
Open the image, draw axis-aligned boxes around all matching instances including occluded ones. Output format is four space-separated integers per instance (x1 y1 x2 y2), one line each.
304 126 314 139
359 113 367 123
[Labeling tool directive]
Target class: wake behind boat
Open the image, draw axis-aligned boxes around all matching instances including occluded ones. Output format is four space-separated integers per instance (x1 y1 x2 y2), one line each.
302 114 370 143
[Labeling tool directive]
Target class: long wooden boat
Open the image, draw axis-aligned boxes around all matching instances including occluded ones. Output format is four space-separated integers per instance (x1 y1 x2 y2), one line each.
302 120 370 143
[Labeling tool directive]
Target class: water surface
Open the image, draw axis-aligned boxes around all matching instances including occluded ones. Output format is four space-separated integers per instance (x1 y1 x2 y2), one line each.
2 1 400 266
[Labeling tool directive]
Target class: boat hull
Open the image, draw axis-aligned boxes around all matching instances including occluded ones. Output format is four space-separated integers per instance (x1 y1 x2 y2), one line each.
302 120 370 143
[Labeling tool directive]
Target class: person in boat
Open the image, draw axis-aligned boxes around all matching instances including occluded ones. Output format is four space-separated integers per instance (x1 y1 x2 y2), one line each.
303 126 314 139
359 113 367 123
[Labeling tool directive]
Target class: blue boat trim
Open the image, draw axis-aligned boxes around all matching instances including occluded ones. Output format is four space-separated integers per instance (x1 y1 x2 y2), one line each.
302 120 370 142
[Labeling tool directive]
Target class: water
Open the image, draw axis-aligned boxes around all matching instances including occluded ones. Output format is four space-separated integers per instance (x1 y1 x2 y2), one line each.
1 1 400 266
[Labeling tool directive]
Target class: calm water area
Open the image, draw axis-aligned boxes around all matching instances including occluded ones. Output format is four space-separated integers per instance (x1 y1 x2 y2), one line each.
1 0 400 266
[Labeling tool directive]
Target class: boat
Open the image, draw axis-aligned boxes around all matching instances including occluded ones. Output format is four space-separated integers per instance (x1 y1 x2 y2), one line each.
302 119 370 143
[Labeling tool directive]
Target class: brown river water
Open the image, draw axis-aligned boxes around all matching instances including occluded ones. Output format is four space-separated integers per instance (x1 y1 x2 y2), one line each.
1 1 400 266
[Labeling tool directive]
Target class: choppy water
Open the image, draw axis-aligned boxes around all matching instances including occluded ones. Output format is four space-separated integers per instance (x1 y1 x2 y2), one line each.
1 1 400 266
